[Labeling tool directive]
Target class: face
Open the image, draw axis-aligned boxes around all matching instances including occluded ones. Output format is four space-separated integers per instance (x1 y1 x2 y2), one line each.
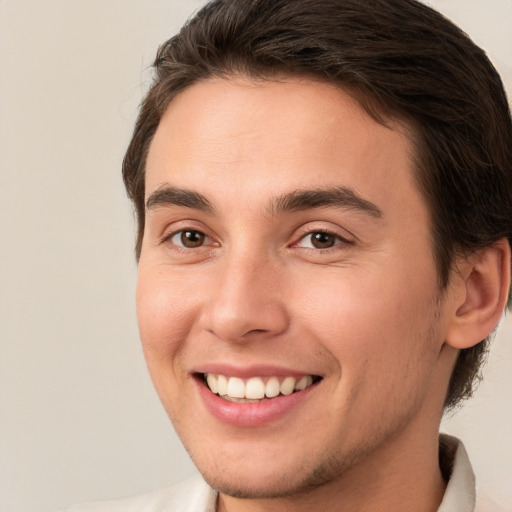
137 78 453 498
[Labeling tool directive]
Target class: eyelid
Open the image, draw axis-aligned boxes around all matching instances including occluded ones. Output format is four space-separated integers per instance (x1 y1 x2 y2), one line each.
159 220 218 247
293 223 355 243
295 231 349 248
169 229 211 247
288 222 357 258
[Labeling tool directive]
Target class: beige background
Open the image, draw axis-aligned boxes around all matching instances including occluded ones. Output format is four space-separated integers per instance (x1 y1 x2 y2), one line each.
0 1 511 511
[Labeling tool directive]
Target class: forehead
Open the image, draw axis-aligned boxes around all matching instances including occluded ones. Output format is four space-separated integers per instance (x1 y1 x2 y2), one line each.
145 77 423 222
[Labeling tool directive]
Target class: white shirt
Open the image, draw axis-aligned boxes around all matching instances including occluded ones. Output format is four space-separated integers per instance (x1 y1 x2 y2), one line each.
63 436 507 512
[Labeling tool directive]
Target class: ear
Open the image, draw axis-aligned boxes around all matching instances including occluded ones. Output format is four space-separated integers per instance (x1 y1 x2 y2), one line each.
445 238 511 350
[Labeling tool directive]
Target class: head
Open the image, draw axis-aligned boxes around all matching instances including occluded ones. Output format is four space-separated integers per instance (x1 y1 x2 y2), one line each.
124 0 512 410
124 0 512 500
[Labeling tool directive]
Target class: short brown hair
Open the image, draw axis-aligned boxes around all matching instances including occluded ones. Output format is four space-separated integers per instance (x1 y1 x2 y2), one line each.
123 0 512 410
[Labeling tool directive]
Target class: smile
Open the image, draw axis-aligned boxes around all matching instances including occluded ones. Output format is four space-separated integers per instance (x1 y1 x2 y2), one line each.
203 373 319 402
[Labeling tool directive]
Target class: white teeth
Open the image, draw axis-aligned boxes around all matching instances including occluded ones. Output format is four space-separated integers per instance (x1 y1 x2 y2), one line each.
295 376 308 390
217 375 228 396
246 377 265 399
280 376 295 396
265 377 280 398
295 376 313 391
222 396 262 404
227 377 245 398
204 373 316 400
206 374 218 394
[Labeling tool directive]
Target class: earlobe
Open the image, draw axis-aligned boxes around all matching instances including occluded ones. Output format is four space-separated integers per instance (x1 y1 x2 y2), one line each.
445 238 511 350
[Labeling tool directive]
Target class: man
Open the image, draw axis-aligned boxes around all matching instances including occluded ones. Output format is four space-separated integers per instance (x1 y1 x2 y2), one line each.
68 0 512 510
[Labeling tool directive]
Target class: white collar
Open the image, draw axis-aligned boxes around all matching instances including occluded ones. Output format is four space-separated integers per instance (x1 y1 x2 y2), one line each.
437 434 476 512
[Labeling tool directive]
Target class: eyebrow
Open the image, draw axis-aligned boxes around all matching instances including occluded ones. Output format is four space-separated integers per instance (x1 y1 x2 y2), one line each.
269 187 383 219
146 185 214 213
145 184 383 219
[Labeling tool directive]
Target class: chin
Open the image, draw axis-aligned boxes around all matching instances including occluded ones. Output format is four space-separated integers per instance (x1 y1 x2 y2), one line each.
188 441 363 500
200 467 321 500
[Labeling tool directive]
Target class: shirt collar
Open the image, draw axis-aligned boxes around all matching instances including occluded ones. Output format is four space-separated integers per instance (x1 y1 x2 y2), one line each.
437 434 476 512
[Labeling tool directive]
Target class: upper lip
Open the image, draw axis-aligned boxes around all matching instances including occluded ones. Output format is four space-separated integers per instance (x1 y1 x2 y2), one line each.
192 363 322 379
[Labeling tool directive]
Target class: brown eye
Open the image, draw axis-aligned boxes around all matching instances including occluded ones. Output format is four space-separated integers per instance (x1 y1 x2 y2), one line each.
310 232 337 249
173 230 206 248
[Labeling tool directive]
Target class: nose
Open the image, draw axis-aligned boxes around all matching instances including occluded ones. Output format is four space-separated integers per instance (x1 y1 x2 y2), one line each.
199 251 290 343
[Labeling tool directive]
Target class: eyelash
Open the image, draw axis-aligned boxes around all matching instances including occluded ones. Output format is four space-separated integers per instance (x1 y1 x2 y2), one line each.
293 229 352 252
163 229 215 250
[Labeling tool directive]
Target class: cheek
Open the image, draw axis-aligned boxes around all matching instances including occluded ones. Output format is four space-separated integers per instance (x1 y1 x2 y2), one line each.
293 265 440 382
135 267 204 423
136 266 198 365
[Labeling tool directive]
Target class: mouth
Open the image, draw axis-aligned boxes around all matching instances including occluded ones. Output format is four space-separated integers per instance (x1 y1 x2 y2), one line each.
199 373 322 403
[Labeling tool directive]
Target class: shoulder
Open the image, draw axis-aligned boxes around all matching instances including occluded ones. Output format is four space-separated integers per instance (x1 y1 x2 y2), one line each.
61 475 217 512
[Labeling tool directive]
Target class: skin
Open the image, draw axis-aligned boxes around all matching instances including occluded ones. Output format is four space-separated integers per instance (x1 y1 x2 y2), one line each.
137 77 474 512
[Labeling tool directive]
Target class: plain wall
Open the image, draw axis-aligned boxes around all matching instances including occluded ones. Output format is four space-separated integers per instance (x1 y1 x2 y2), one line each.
0 1 510 511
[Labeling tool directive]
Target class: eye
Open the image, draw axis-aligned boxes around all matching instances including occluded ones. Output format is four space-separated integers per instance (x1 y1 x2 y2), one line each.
169 229 208 248
296 231 346 249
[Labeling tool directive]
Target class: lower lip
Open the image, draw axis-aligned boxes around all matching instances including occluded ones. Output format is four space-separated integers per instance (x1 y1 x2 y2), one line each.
196 377 318 427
